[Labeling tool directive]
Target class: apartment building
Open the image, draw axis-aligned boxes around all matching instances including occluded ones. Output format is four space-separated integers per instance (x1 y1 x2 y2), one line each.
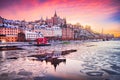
0 27 19 42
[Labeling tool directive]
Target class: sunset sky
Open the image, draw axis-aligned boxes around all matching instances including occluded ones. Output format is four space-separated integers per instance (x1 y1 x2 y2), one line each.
0 0 120 37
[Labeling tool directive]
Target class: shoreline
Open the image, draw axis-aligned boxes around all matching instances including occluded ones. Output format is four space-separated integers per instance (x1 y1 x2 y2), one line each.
0 39 112 51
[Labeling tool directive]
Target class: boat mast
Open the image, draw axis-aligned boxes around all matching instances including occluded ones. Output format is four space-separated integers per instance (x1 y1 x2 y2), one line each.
101 28 104 40
102 28 103 37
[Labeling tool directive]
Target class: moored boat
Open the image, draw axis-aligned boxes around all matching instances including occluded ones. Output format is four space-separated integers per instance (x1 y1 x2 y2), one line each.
33 37 51 46
34 43 51 46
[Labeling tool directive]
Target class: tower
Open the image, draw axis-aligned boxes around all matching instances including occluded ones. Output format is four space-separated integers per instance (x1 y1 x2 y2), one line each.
54 10 57 17
53 11 58 25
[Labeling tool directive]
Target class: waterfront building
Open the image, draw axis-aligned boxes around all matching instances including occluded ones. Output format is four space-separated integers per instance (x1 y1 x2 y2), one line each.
0 35 18 42
24 30 43 41
51 26 62 40
62 25 74 40
34 24 62 40
0 27 20 42
0 34 6 42
52 26 62 37
73 25 82 40
17 32 26 42
0 12 113 41
34 25 53 38
0 27 19 36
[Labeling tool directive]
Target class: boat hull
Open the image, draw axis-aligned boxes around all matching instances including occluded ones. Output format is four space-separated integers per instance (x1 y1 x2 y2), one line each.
34 43 51 46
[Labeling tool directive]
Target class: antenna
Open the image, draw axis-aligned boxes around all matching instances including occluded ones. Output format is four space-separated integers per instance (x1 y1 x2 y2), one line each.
102 27 103 35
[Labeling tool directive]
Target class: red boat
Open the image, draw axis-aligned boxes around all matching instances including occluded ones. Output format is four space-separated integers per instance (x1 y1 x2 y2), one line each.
34 37 51 46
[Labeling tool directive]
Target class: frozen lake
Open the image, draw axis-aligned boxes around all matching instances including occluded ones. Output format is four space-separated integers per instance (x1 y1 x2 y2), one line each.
0 40 120 80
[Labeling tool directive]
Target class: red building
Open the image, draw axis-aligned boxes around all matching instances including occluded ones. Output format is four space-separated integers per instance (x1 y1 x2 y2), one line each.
62 27 74 40
46 11 66 26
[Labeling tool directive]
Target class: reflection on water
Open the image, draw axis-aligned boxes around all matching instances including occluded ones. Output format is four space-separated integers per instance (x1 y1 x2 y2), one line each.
1 51 6 61
0 40 120 80
44 58 66 71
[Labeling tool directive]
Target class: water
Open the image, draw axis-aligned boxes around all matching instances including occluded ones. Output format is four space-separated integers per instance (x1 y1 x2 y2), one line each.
0 40 120 80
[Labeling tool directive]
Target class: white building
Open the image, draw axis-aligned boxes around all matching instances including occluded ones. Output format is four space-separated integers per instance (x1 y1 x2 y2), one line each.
34 25 62 38
52 26 62 37
24 30 43 40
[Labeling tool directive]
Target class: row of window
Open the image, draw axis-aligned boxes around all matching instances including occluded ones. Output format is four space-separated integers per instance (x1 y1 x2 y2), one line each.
26 35 37 37
0 34 17 35
0 37 5 39
0 31 18 33
0 30 18 31
0 37 17 39
2 28 18 30
0 30 18 33
34 28 61 30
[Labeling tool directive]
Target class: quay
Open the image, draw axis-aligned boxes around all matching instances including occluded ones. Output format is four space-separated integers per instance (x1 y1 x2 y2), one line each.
0 42 32 50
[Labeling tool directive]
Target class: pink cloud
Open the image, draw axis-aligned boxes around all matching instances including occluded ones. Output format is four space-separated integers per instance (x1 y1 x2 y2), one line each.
0 0 119 36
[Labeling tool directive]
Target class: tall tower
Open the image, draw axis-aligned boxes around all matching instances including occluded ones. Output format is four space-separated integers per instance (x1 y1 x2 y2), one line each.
53 11 58 25
54 11 57 17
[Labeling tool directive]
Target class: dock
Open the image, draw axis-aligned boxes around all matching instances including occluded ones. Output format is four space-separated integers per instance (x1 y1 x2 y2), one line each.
0 42 32 50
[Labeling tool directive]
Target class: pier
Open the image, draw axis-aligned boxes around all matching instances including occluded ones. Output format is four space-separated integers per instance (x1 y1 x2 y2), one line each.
0 42 31 50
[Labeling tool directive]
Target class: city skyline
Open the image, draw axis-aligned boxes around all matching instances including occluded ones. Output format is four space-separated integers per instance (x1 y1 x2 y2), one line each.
0 0 120 37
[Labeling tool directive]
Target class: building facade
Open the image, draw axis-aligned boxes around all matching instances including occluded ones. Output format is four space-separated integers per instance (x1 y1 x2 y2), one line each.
34 25 62 40
46 11 66 26
62 26 74 40
24 30 43 41
0 27 20 42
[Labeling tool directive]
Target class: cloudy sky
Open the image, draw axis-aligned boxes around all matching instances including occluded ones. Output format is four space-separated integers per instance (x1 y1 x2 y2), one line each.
0 0 120 37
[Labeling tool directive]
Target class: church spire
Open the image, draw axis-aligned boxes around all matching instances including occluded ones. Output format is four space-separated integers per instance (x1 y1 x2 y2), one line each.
54 10 57 17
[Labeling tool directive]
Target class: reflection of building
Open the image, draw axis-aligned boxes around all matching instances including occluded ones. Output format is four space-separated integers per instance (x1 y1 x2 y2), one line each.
0 51 6 61
45 58 66 71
